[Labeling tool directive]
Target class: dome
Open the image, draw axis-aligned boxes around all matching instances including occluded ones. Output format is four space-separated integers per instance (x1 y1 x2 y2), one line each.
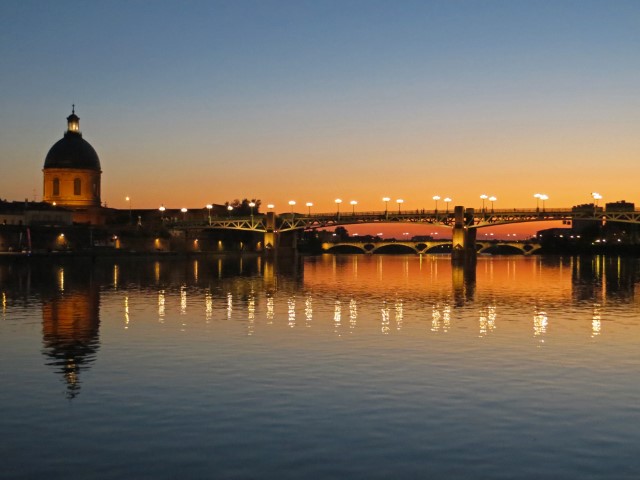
43 108 101 171
44 133 101 170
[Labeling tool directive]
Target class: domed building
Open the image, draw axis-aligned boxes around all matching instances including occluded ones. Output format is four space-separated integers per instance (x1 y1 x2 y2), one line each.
43 107 104 223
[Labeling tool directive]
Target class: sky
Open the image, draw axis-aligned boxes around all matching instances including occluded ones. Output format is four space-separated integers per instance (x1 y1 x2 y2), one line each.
1 0 639 238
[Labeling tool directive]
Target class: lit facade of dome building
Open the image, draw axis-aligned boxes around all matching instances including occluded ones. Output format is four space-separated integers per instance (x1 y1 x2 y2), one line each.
42 107 104 223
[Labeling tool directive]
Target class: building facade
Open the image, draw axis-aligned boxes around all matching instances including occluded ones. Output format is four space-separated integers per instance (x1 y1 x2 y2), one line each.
42 108 103 223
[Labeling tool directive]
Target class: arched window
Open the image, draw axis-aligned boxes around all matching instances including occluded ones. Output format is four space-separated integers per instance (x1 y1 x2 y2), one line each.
53 178 60 196
74 178 81 196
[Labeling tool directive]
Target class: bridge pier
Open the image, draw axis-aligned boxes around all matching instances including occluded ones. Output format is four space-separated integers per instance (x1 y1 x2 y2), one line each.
452 206 476 262
263 211 277 255
263 211 297 256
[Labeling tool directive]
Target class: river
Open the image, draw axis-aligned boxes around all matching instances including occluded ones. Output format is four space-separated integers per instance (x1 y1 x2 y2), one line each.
1 254 639 479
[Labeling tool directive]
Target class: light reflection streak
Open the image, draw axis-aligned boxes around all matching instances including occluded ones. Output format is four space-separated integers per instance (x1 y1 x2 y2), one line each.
58 267 64 292
381 300 390 334
334 299 341 333
154 261 160 284
349 298 357 329
113 264 119 289
193 260 199 283
305 295 313 327
180 285 187 315
124 296 130 329
443 303 451 332
395 298 403 331
479 305 496 337
266 295 274 324
158 290 165 322
533 307 548 340
248 290 256 335
592 303 601 337
205 290 212 322
227 292 233 320
431 304 441 332
288 297 296 328
2 292 6 319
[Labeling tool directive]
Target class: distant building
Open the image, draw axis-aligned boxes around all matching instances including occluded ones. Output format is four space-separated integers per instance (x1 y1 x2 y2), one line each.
0 200 73 226
605 200 634 212
42 107 104 224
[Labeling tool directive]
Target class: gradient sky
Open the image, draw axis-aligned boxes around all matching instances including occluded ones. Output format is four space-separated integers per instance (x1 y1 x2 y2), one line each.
1 1 638 237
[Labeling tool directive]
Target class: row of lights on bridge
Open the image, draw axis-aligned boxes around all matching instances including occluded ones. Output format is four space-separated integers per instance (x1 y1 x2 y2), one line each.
133 192 610 218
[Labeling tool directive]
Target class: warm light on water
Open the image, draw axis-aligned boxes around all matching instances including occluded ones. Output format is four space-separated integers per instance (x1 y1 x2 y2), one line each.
1 254 640 479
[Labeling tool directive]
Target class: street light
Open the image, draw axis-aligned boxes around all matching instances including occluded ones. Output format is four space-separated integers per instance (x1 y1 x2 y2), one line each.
306 202 313 215
267 204 274 210
206 204 213 225
335 198 342 219
489 196 497 213
444 197 452 214
382 197 390 218
125 196 132 224
534 193 542 212
181 207 188 221
592 192 602 205
350 200 357 215
432 195 440 214
159 205 166 222
289 200 296 219
480 194 488 213
248 201 256 224
396 198 404 214
227 205 233 217
539 194 548 212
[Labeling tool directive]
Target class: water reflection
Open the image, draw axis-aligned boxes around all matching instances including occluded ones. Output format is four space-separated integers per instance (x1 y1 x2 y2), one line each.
3 254 640 398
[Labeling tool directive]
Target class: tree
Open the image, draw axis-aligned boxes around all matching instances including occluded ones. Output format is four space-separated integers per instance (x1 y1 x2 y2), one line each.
224 198 261 216
334 226 349 241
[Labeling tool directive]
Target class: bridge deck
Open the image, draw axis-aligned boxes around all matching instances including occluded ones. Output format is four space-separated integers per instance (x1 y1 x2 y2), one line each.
173 208 640 232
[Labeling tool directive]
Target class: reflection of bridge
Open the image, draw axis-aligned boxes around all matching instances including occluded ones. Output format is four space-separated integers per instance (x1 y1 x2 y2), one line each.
323 240 542 255
174 206 639 259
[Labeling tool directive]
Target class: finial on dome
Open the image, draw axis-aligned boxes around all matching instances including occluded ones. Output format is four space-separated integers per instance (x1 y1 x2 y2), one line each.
67 106 80 134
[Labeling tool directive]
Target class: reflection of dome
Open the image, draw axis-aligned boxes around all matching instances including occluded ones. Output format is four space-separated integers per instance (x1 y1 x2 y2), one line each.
42 286 100 399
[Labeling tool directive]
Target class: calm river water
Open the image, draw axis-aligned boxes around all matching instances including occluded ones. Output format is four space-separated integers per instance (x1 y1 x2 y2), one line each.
1 254 640 479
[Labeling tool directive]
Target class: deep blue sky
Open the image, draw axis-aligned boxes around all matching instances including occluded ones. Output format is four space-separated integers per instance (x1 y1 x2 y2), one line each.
1 0 639 227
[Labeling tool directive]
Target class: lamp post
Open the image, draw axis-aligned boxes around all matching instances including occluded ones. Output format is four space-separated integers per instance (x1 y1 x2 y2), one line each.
289 200 296 219
227 205 233 217
247 201 255 227
591 192 602 215
539 194 548 212
335 198 342 219
206 204 213 225
432 195 440 214
444 197 452 214
489 196 497 213
181 207 188 222
534 193 541 212
306 202 313 215
350 200 357 215
382 197 390 219
125 196 132 224
159 205 166 223
480 194 488 213
396 198 404 214
592 192 602 206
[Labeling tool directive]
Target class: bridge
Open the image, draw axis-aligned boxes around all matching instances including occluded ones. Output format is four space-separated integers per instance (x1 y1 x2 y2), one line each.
171 205 637 259
179 207 639 232
322 240 542 255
